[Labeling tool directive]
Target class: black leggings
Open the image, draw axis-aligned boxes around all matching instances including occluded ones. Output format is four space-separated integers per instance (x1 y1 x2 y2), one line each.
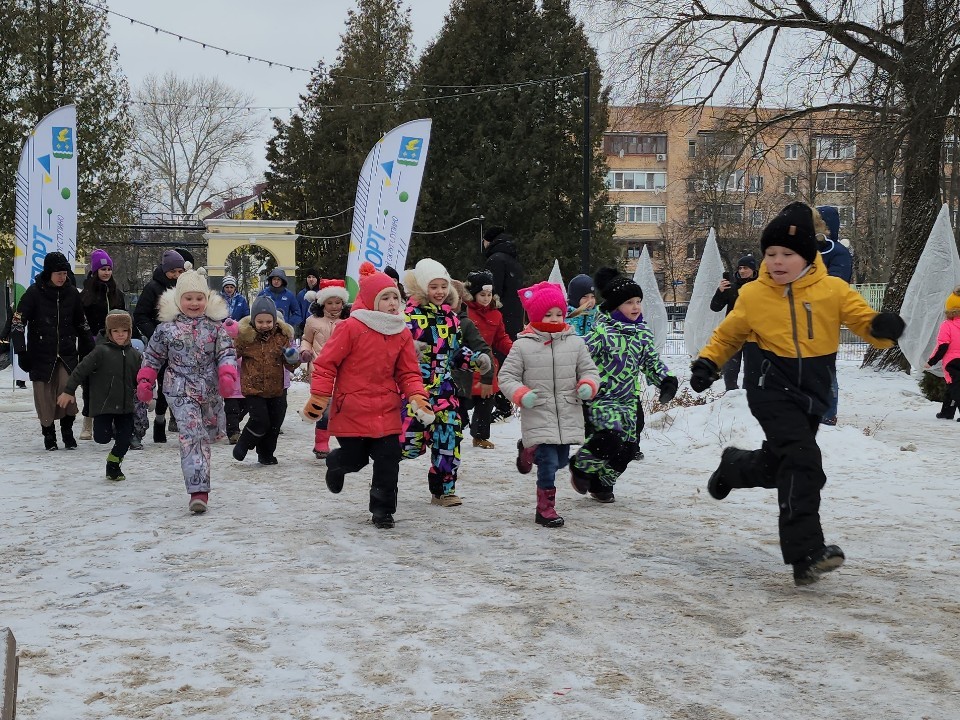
93 413 135 459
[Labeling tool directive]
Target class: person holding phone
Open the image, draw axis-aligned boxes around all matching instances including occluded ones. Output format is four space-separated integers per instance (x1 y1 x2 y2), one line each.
709 255 757 390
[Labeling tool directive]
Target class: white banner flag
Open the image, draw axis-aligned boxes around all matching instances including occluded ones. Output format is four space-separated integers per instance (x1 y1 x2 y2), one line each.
345 119 432 300
13 105 78 380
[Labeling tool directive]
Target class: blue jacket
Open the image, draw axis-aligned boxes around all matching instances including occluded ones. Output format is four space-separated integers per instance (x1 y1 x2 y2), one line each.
221 292 250 321
816 206 853 282
296 286 317 327
258 268 303 326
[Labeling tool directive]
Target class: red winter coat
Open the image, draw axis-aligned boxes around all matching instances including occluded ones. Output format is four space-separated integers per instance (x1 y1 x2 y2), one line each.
310 309 425 438
466 300 514 394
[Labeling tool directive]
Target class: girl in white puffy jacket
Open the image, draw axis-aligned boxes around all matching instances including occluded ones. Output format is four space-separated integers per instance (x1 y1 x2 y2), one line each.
498 281 599 528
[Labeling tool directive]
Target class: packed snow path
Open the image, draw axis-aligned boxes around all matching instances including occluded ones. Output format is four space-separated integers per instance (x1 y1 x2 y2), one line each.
2 364 958 719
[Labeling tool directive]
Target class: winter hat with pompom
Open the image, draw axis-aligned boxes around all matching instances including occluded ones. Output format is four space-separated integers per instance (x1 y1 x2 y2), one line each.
518 281 567 323
315 278 349 306
89 248 113 272
174 266 209 308
464 270 495 295
356 262 399 311
946 287 960 318
594 267 643 313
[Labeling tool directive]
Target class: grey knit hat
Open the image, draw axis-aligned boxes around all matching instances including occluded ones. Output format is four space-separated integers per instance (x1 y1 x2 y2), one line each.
250 295 277 321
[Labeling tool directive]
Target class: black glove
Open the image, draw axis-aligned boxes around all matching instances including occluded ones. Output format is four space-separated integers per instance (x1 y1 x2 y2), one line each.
689 358 720 393
870 312 905 341
658 375 679 404
16 353 30 373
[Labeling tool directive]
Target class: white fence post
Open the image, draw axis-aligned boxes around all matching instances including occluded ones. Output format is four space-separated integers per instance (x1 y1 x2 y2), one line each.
1 627 17 720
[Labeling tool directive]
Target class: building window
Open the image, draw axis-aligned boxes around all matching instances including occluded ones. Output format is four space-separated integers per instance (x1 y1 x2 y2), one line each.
816 172 853 192
943 138 957 164
783 176 798 195
625 243 643 259
613 205 667 224
750 209 765 227
688 139 697 158
686 242 696 260
605 171 667 190
784 143 800 160
837 206 855 226
698 131 739 157
878 175 902 195
604 133 667 156
724 170 746 192
689 203 744 226
752 141 765 159
748 175 764 193
815 136 856 160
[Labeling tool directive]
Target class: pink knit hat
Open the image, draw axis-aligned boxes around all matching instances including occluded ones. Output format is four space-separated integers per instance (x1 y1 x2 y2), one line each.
518 281 567 323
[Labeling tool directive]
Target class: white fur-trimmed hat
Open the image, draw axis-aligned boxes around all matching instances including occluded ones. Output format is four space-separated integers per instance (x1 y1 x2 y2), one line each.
315 278 349 306
413 258 451 292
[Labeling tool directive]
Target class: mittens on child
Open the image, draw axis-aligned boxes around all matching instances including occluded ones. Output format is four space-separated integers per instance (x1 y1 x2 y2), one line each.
658 375 679 404
521 390 539 408
576 379 598 401
222 318 239 338
136 366 158 403
218 365 240 397
409 394 435 425
302 394 330 421
471 352 492 375
282 346 299 364
689 358 720 393
870 312 906 341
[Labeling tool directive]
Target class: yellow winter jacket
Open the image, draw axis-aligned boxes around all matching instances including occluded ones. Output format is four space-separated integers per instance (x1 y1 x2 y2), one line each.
698 255 892 414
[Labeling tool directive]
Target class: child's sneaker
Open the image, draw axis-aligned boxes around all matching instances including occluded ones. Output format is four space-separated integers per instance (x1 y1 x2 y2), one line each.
589 490 615 503
473 438 495 449
189 492 208 514
372 514 395 529
516 440 536 474
793 545 845 586
105 454 125 481
430 493 462 507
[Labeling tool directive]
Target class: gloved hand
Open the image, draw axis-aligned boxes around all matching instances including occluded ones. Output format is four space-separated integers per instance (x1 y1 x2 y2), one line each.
222 318 239 338
689 358 721 393
218 365 240 397
470 352 492 375
658 375 679 404
414 340 430 356
576 379 597 400
870 312 906 341
16 352 30 373
409 394 435 425
136 366 158 403
302 394 330 421
521 389 538 408
283 346 299 364
299 348 315 363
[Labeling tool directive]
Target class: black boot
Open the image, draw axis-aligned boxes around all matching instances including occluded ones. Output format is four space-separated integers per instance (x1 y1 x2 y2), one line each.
153 416 167 443
232 428 256 461
167 414 179 433
105 453 125 481
936 399 956 419
257 431 280 465
42 424 58 451
793 545 845 586
325 448 346 494
60 415 77 449
707 446 773 499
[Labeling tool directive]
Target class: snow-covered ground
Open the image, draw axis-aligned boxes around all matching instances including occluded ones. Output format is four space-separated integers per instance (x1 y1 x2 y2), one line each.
2 361 959 719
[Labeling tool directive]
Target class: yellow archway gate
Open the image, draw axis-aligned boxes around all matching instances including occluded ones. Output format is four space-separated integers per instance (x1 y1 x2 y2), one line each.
203 219 299 290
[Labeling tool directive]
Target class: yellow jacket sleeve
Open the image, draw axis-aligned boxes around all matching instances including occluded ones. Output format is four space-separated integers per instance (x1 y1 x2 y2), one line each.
839 286 894 350
698 301 753 368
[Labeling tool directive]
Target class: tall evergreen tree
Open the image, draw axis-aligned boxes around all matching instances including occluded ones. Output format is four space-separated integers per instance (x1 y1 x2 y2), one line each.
263 0 413 280
409 0 617 280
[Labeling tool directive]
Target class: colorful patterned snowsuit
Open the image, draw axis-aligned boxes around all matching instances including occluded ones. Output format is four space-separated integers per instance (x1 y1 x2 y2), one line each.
142 292 237 494
571 312 672 490
401 297 477 498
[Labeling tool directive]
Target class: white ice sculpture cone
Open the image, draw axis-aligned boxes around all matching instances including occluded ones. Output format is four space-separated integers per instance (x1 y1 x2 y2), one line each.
634 245 668 351
684 227 725 358
898 204 960 376
548 259 564 288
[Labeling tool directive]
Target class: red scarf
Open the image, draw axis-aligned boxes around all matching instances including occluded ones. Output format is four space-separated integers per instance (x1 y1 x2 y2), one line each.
530 321 567 334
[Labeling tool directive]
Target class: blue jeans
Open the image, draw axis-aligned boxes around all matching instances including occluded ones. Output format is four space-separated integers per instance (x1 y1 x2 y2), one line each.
534 444 570 489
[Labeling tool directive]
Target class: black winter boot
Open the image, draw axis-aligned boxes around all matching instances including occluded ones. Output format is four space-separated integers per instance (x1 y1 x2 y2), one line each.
793 545 845 586
167 414 179 433
232 428 256 461
153 416 167 443
371 514 395 529
325 448 346 494
42 424 58 451
105 453 125 481
60 416 77 449
936 399 956 419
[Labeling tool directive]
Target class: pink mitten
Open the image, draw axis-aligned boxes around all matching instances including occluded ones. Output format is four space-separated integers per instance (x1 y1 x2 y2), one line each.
218 365 239 397
136 366 158 403
299 348 315 363
222 318 239 338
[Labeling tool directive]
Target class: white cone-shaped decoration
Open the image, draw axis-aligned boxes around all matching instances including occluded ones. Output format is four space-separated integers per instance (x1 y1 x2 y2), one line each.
898 204 960 377
634 245 668 351
684 227 725 358
548 259 564 288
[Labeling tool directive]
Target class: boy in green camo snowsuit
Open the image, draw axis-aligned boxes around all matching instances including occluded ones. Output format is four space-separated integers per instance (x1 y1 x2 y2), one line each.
570 269 678 502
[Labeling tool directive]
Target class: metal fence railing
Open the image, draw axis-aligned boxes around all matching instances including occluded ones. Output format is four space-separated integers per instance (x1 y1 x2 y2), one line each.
852 283 886 311
661 322 869 362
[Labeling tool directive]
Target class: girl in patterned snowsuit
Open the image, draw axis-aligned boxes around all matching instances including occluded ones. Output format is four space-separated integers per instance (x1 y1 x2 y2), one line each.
137 268 239 514
401 259 491 507
570 268 678 503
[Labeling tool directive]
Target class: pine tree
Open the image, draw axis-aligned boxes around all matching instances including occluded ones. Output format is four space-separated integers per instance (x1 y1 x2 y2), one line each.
263 0 413 281
409 0 617 281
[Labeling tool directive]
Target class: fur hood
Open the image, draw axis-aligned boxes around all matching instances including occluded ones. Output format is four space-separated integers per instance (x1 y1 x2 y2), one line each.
236 315 295 343
157 288 229 323
403 269 459 308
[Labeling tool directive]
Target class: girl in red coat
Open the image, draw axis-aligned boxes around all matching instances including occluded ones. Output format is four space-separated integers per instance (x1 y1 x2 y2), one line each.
463 270 513 448
302 262 433 529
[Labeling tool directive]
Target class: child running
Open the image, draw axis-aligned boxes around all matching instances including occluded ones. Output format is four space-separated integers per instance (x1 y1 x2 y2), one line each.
569 268 678 503
925 287 960 420
401 258 491 507
303 262 432 529
499 281 600 527
300 278 349 458
689 202 905 586
58 310 140 480
137 267 239 514
232 296 305 465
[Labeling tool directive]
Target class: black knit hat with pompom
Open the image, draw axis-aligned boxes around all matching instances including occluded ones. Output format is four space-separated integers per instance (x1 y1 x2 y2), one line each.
594 267 643 313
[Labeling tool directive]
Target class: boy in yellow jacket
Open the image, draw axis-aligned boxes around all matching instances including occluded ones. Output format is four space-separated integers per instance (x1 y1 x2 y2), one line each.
689 202 905 586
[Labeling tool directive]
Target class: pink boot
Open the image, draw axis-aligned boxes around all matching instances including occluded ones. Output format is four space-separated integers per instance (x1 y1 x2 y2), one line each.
535 487 564 528
516 439 537 474
314 428 331 459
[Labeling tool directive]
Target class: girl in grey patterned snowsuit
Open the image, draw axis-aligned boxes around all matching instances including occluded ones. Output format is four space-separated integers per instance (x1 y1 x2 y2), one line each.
137 269 239 514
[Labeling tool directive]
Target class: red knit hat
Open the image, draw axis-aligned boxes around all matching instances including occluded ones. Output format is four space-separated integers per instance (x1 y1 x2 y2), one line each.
518 281 567 323
356 262 399 311
316 278 349 305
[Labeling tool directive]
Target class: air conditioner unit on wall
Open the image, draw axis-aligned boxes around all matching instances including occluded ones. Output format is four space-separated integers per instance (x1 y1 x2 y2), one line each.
656 154 667 162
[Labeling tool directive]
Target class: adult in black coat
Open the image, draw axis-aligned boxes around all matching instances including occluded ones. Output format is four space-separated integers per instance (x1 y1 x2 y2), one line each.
482 226 525 339
132 249 186 442
11 251 94 449
709 255 758 391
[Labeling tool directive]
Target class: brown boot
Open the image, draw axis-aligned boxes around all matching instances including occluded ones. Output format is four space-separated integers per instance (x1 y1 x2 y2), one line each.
472 438 495 449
